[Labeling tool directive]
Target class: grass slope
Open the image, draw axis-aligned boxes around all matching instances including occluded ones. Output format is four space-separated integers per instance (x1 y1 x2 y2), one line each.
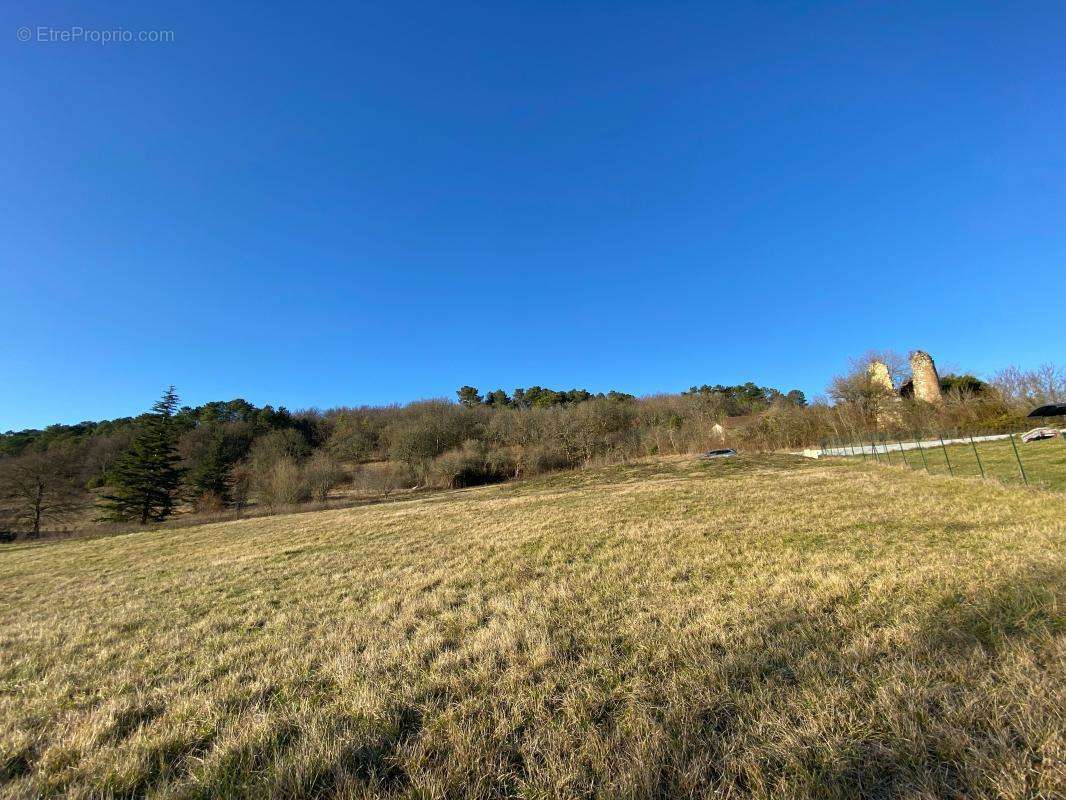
1 456 1063 799
836 435 1066 491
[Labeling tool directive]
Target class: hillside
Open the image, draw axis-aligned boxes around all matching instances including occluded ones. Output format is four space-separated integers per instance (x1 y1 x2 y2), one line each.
1 456 1063 798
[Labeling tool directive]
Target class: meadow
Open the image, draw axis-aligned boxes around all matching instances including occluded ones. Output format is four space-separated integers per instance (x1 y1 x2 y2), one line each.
1 455 1063 798
835 434 1066 491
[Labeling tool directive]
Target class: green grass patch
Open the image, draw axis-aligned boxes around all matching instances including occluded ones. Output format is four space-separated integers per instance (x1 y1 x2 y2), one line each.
859 435 1066 491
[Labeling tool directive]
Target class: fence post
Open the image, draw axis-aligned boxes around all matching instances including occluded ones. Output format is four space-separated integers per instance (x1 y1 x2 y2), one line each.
915 432 929 472
1008 433 1029 486
938 435 954 477
896 437 910 468
969 435 985 479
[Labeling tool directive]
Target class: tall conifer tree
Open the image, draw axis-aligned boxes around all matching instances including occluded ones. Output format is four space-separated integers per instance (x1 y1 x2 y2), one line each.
100 387 185 524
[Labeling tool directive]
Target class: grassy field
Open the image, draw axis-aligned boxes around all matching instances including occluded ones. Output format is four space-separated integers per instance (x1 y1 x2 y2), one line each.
1 455 1063 799
837 434 1066 491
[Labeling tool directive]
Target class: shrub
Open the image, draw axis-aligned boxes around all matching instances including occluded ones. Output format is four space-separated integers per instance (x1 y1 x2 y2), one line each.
485 447 518 480
517 441 573 477
562 399 638 463
349 460 415 499
427 441 511 489
229 462 252 509
385 401 480 468
259 456 310 507
304 452 345 501
326 410 384 461
250 429 311 469
246 430 315 506
193 490 226 513
352 462 416 498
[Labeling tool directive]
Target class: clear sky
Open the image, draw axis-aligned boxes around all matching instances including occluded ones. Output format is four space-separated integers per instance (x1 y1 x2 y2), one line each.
3 2 1064 430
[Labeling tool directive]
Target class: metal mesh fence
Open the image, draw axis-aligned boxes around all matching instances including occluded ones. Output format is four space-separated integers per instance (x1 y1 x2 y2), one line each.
818 424 1066 491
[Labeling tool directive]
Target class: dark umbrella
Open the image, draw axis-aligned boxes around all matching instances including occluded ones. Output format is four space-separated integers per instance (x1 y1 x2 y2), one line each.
1028 403 1066 418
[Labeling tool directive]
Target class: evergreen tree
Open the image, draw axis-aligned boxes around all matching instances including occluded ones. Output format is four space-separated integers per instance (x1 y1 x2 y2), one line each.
99 387 185 524
189 434 233 505
485 389 512 408
456 386 483 406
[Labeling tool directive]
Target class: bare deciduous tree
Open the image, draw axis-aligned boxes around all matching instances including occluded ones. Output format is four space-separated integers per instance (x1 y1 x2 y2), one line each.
303 452 344 501
0 449 83 535
853 349 908 388
991 363 1065 408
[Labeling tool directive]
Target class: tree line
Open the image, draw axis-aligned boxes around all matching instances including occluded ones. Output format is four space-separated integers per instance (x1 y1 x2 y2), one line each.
456 386 636 408
0 390 338 534
0 361 1060 536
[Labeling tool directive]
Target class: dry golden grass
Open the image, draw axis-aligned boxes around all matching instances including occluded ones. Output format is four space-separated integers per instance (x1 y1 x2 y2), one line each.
1 455 1063 799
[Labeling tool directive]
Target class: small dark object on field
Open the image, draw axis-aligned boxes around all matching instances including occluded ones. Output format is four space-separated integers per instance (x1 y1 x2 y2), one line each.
1021 427 1059 443
0 531 16 543
1028 403 1066 417
701 448 737 459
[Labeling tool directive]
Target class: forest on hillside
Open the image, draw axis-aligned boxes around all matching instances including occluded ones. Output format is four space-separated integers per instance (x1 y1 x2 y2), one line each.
0 359 1062 536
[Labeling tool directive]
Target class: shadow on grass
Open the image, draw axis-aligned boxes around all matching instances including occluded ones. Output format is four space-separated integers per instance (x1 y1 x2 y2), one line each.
308 706 423 797
290 564 1062 799
8 567 1060 799
642 563 1064 799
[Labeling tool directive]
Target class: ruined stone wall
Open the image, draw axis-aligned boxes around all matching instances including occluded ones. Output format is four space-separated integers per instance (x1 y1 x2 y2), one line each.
868 360 902 427
910 351 943 404
867 361 895 395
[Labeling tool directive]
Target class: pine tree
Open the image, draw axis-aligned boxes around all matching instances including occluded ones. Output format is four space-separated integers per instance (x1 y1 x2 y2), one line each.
189 431 238 506
456 386 483 407
99 387 185 524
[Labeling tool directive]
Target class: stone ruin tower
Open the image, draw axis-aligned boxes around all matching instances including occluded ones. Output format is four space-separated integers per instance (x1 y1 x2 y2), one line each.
868 360 901 426
867 361 895 395
909 350 943 404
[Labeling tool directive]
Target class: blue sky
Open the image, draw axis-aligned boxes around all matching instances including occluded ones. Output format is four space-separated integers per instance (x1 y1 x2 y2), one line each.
3 2 1064 429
